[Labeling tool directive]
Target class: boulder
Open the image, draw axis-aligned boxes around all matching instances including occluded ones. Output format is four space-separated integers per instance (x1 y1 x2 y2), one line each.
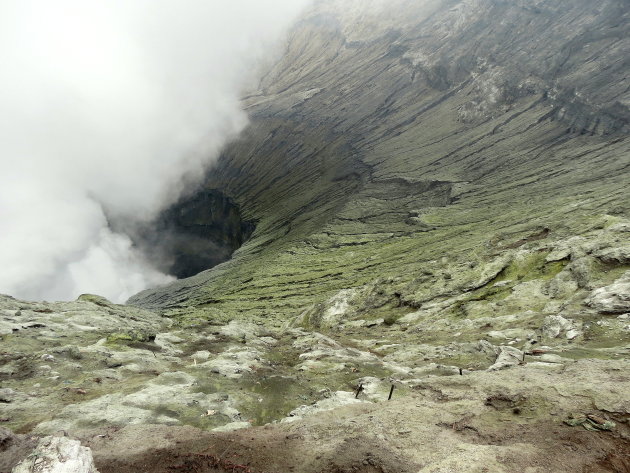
587 273 630 313
541 315 581 340
12 436 99 473
219 320 261 342
609 222 630 233
592 246 630 264
191 350 211 362
320 289 356 329
487 346 524 371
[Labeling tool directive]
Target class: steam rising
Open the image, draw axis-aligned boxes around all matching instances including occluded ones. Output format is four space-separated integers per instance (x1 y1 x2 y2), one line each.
0 0 309 302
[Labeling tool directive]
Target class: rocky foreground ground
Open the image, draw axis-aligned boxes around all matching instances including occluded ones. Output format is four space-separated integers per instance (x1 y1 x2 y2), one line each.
2 220 629 472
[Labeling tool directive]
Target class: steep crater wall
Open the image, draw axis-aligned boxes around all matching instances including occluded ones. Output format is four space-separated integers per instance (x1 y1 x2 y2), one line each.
128 0 629 317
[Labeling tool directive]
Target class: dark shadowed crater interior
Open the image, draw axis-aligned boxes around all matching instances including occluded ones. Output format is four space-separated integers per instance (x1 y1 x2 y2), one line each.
140 190 255 279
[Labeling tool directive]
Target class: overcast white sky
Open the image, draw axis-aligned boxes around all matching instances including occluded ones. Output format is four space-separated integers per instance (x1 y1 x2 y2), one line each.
0 0 310 302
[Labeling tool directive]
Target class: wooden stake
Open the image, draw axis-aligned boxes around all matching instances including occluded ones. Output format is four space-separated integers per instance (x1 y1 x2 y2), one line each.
388 384 395 400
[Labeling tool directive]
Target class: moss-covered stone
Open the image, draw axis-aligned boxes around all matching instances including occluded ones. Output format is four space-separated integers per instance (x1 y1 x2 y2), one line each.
105 330 156 347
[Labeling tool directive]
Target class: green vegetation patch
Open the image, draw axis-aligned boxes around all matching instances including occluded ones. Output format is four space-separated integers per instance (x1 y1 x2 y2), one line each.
105 329 156 347
493 252 569 285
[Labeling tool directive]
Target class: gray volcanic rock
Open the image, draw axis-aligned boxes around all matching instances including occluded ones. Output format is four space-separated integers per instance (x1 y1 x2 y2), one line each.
12 436 99 473
541 315 581 340
588 272 630 313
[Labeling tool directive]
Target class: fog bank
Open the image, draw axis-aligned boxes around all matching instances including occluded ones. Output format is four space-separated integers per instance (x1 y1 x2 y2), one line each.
0 0 309 302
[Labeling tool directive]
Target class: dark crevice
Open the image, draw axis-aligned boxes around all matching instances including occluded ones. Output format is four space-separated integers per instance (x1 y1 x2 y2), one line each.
137 190 256 279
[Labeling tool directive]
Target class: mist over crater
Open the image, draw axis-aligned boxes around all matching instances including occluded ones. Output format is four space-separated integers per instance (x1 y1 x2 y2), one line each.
0 0 309 302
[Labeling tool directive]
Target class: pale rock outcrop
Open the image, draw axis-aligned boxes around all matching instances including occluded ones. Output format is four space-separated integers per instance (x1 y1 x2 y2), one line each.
219 320 262 342
34 371 241 434
12 436 99 473
540 315 581 340
200 346 263 378
587 272 630 313
0 294 169 338
487 345 525 371
591 245 630 264
608 222 630 233
281 391 366 423
319 289 356 329
190 350 211 362
154 332 185 355
477 340 525 371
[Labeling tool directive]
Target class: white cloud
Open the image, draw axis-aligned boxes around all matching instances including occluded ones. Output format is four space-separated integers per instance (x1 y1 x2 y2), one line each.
0 0 309 302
